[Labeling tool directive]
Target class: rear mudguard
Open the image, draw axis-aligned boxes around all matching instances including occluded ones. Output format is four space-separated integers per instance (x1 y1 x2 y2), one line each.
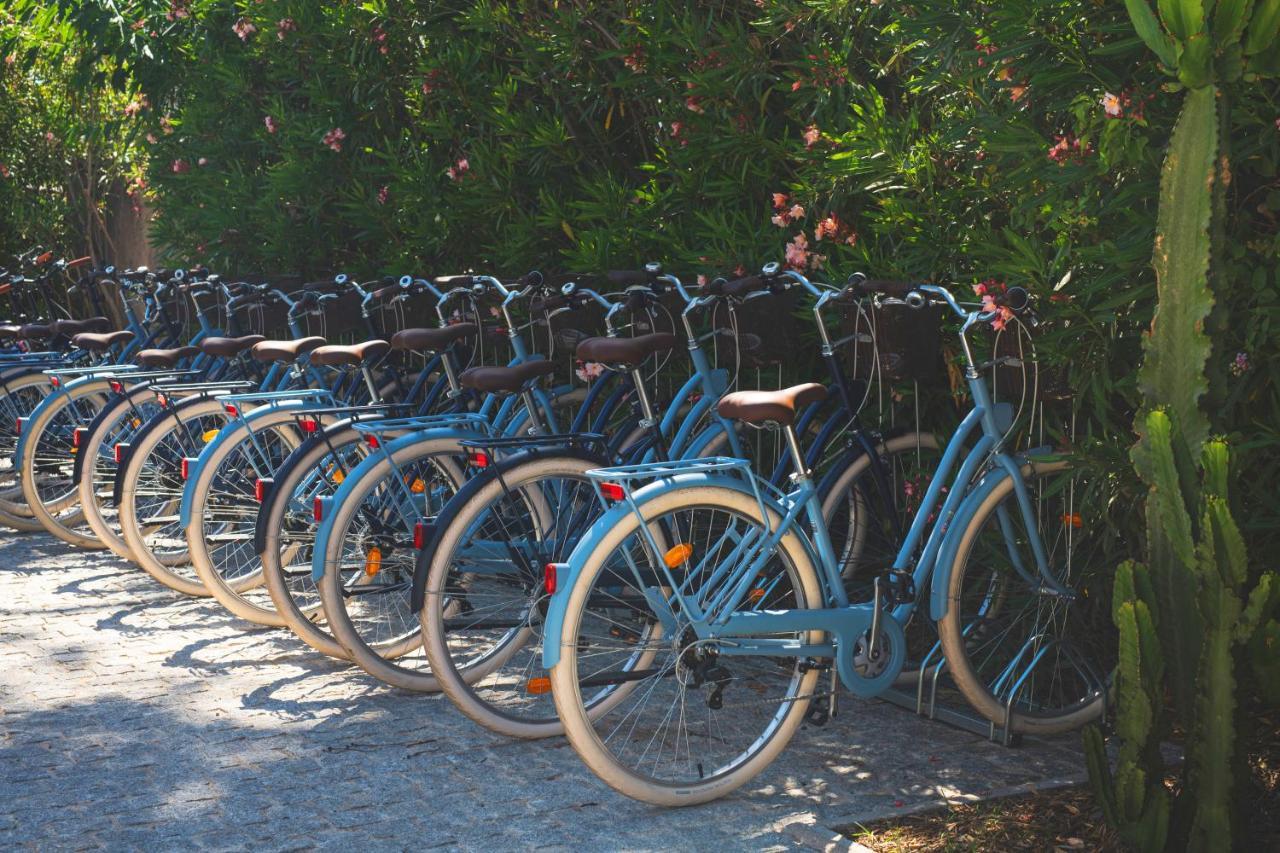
14 376 114 471
178 398 321 528
109 394 230 508
541 472 764 670
251 416 364 554
309 425 487 582
71 383 159 486
928 448 1054 622
408 444 612 613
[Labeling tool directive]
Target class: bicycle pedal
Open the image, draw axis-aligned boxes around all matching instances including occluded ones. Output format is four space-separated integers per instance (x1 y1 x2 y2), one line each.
804 704 830 727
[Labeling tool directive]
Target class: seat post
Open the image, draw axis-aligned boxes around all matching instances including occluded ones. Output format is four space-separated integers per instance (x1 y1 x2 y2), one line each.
360 364 381 403
782 424 810 481
519 389 545 435
629 367 657 426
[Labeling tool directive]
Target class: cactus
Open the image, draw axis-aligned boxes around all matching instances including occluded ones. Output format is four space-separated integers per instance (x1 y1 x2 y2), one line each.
1090 2 1280 849
1084 561 1170 853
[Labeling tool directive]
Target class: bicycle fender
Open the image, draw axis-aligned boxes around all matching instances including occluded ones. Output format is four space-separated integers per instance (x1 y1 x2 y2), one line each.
178 398 315 527
309 425 485 582
14 376 111 471
928 447 1056 622
251 420 362 554
541 473 762 670
109 394 230 509
71 383 156 486
408 444 611 613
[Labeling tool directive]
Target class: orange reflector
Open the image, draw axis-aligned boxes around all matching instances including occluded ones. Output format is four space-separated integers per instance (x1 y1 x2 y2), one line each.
132 418 141 428
1062 513 1082 528
364 546 382 577
332 468 345 484
467 450 490 468
300 417 319 433
526 677 551 695
543 562 557 594
202 429 219 442
409 477 426 493
598 482 625 501
664 543 693 568
747 588 766 603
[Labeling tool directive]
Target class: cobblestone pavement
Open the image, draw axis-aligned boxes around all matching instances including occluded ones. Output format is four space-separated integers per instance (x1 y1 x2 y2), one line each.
0 532 1090 851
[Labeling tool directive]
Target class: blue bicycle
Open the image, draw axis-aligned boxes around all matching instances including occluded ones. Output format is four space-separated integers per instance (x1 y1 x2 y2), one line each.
543 275 1110 805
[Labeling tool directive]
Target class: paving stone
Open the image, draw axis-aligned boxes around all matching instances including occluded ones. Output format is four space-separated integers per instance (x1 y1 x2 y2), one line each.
0 532 1090 850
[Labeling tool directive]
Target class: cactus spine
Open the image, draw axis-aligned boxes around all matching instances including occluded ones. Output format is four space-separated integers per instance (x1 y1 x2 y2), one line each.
1085 2 1280 850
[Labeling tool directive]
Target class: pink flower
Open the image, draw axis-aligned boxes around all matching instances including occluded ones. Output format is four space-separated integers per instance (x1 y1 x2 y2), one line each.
1009 85 1027 103
264 115 277 134
845 231 858 246
371 24 388 54
1100 92 1122 118
171 159 189 174
232 18 256 41
44 131 54 142
685 96 704 114
0 163 9 179
160 116 175 134
784 232 809 270
623 47 645 73
145 133 158 144
447 157 470 181
276 18 296 41
771 214 789 228
696 274 708 287
788 204 805 221
815 214 840 241
166 1 191 21
123 95 148 117
772 192 789 210
1231 351 1250 376
802 125 820 148
321 127 346 152
197 157 208 166
575 361 606 382
377 185 389 205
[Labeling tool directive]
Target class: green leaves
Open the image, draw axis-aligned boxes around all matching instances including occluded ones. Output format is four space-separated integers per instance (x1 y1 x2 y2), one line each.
1244 0 1280 53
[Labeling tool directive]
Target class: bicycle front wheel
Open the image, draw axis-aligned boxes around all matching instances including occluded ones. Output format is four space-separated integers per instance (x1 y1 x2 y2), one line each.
938 459 1114 734
550 484 823 806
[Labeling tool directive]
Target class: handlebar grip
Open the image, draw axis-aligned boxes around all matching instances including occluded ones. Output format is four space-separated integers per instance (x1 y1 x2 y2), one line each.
720 275 767 298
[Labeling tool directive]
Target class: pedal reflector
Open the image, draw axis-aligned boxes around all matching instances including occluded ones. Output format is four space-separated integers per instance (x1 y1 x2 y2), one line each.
664 543 693 568
364 546 382 577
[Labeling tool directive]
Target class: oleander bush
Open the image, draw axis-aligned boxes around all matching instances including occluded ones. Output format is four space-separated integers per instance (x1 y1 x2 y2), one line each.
1 2 1278 843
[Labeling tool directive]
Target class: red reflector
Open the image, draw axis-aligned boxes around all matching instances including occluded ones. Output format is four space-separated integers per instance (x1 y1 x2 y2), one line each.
156 394 169 408
180 457 192 480
300 417 319 433
255 478 271 502
113 444 125 463
72 427 86 448
544 563 557 594
15 417 23 436
413 521 426 549
598 482 625 501
366 435 380 449
467 450 490 468
224 404 239 417
49 376 59 388
109 380 123 394
313 497 323 522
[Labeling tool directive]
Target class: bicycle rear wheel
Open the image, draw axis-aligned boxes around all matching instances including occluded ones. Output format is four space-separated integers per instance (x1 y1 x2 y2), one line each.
550 485 822 806
316 437 466 679
78 387 164 561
